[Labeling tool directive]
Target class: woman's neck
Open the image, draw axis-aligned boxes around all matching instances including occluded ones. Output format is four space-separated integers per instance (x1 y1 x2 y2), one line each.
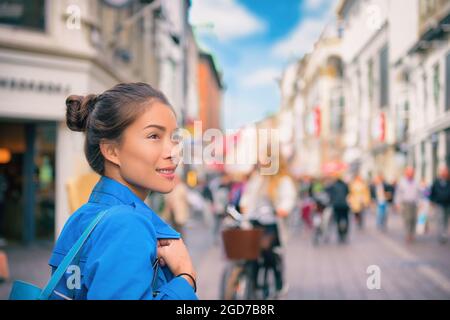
105 170 148 202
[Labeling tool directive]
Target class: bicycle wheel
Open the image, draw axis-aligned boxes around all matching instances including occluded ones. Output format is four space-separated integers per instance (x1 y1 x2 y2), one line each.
260 250 284 299
220 263 256 300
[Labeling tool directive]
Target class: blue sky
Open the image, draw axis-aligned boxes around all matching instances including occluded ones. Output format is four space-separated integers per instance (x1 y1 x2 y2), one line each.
190 0 338 131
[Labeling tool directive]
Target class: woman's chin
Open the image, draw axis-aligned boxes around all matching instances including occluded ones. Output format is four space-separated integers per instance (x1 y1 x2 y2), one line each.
155 183 175 194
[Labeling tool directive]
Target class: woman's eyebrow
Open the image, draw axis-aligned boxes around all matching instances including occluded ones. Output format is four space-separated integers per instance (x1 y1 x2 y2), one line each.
143 124 166 132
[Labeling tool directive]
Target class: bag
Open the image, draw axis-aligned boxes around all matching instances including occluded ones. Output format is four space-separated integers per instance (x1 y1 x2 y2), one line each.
9 210 109 300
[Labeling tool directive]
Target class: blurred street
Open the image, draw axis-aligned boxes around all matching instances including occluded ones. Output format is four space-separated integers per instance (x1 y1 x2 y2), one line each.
1 0 450 301
2 208 448 300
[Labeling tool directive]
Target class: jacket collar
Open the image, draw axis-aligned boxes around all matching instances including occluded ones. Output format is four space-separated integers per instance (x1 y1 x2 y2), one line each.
89 176 180 239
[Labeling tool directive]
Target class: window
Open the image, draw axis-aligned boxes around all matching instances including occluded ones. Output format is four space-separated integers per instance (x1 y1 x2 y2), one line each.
432 134 439 179
433 62 440 110
423 73 428 121
446 51 450 111
396 100 409 141
330 88 345 133
0 0 45 31
421 141 426 181
446 129 450 169
379 45 389 108
368 59 374 102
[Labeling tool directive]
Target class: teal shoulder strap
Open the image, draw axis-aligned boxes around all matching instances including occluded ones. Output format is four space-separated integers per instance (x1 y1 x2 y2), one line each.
38 210 109 300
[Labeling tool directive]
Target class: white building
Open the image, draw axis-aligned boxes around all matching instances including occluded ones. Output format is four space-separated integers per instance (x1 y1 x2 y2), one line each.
279 22 345 177
0 0 198 242
337 0 399 181
338 0 450 182
391 0 450 183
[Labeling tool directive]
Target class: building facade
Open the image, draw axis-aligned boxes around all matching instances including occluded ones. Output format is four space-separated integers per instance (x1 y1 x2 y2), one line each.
0 0 198 242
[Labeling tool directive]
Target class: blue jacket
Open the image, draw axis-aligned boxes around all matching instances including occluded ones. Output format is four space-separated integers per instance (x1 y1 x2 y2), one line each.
48 176 198 300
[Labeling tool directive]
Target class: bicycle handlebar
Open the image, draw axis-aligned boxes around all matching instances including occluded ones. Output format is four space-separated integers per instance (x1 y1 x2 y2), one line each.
226 205 243 222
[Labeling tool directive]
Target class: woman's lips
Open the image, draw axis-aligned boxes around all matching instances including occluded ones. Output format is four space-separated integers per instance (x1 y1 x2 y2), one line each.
156 167 176 180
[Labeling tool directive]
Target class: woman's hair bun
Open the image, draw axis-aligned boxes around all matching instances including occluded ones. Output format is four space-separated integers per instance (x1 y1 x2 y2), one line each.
65 94 98 132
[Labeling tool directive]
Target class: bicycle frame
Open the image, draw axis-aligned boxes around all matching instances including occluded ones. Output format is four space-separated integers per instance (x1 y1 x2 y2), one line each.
220 205 282 300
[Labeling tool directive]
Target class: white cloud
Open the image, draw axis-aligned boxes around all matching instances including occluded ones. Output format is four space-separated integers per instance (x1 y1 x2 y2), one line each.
241 67 281 88
304 0 329 11
272 17 325 59
190 0 266 42
271 0 338 59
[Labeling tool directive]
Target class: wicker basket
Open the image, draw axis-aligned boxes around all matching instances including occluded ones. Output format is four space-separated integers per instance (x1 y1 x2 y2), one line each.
221 228 263 260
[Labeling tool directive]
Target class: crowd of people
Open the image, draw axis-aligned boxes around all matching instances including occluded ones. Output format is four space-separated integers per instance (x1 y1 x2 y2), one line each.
149 163 450 298
157 163 450 249
298 166 450 245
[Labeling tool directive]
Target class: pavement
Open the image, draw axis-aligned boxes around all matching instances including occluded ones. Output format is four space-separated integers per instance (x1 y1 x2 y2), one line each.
1 208 449 300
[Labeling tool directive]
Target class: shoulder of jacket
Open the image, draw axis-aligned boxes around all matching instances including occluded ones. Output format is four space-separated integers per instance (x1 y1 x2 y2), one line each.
99 205 154 231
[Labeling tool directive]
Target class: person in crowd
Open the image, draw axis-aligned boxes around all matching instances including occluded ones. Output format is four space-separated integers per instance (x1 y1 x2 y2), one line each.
326 172 350 244
211 173 232 244
394 166 422 244
371 174 391 231
240 160 296 297
416 179 431 236
429 166 450 244
348 174 370 229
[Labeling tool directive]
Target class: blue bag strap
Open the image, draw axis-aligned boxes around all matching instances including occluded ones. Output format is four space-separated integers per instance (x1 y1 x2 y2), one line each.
38 210 109 300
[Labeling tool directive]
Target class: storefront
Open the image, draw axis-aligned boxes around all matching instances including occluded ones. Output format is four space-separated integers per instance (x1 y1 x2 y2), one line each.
0 120 56 243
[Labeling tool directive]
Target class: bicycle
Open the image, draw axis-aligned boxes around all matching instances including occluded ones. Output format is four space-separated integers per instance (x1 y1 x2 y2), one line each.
219 205 284 300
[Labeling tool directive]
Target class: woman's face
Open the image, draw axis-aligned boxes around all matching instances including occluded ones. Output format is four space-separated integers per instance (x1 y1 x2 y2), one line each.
116 101 181 196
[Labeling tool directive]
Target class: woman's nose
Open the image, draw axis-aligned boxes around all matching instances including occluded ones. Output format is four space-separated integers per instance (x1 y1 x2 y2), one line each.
163 138 181 162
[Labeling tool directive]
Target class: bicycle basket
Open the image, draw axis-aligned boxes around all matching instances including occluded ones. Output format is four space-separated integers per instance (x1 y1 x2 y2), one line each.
221 228 263 260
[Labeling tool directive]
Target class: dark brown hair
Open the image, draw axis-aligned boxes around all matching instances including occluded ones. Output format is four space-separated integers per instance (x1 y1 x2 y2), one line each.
66 82 173 175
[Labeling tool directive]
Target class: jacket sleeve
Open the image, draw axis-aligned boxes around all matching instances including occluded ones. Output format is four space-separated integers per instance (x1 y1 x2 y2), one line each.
84 208 197 300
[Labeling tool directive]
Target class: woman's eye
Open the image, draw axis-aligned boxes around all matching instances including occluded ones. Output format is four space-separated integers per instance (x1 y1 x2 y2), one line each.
148 134 160 140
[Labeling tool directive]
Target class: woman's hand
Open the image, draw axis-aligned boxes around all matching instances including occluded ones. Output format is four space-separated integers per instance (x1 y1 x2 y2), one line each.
157 238 197 287
157 239 171 267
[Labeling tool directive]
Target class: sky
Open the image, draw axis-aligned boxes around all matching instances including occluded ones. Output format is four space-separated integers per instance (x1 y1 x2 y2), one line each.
189 0 339 131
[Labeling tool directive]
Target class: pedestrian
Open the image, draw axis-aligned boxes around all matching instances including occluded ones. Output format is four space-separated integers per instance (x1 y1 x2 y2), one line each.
348 174 370 229
48 83 198 299
299 176 314 229
416 180 431 236
394 166 421 244
326 172 350 244
371 174 390 231
429 166 450 244
240 160 296 297
211 173 231 244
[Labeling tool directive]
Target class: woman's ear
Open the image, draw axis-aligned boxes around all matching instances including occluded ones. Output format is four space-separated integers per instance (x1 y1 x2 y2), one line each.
99 140 121 167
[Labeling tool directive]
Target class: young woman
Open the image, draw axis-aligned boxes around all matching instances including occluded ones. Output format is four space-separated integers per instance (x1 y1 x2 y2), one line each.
49 83 197 300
